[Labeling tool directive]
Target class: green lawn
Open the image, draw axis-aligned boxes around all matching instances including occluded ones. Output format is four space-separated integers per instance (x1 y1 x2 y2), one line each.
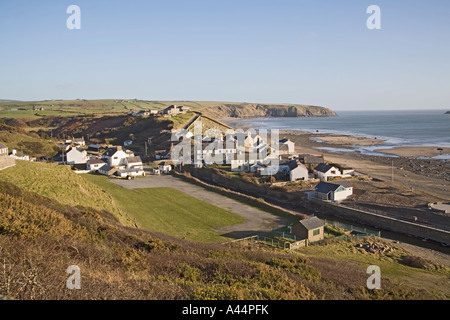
83 174 245 243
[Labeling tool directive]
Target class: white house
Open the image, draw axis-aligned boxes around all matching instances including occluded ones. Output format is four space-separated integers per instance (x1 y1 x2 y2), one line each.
98 165 117 176
125 156 143 170
288 161 309 182
315 181 353 202
102 146 133 167
158 162 172 174
279 138 295 154
66 147 88 165
0 142 8 156
10 149 30 161
314 163 342 181
115 168 146 178
278 160 309 181
87 158 106 172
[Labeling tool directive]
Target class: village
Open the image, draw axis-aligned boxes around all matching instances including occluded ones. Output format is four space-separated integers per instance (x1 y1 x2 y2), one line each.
0 106 367 247
1 106 449 248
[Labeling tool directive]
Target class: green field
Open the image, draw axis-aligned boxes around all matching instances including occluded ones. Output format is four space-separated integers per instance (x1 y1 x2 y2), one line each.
83 174 245 242
0 99 227 119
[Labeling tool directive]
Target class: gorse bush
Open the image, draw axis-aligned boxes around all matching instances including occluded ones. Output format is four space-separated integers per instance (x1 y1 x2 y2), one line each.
0 165 445 300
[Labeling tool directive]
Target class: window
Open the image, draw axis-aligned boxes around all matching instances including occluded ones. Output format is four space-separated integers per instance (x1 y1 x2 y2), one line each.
313 229 320 236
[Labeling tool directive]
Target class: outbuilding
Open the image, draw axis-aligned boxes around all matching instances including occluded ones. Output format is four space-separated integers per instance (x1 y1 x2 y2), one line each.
291 216 325 243
315 181 353 201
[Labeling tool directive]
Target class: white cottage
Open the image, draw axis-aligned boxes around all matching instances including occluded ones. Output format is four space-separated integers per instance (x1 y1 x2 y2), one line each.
0 142 8 156
279 138 295 154
314 163 342 181
315 181 353 202
102 146 133 167
158 162 172 174
66 147 88 165
87 158 106 172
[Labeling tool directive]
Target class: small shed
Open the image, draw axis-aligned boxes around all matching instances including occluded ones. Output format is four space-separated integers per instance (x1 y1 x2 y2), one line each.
291 216 325 243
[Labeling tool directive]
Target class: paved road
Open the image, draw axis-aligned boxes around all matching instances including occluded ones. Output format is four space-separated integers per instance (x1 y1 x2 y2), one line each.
110 175 290 238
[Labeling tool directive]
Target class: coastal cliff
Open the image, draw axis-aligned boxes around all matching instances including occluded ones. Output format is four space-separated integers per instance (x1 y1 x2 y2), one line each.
202 103 337 119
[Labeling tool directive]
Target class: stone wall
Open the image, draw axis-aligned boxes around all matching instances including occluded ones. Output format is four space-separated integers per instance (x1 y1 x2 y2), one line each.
0 156 15 171
181 166 307 204
308 199 450 244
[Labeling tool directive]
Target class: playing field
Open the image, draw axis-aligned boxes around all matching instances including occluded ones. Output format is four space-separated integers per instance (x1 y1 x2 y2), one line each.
83 174 245 242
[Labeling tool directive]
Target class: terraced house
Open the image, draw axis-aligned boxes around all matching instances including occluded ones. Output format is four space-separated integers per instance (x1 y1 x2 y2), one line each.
0 142 15 171
0 142 7 157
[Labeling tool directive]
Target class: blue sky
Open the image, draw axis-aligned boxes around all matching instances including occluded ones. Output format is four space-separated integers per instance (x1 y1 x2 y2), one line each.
0 0 449 110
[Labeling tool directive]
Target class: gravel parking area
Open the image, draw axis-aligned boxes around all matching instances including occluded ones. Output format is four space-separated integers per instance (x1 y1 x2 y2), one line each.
110 175 290 238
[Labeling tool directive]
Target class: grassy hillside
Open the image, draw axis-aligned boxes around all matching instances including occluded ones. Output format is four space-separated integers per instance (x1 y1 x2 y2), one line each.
1 174 447 300
83 174 245 242
0 99 336 119
0 161 133 226
0 121 59 158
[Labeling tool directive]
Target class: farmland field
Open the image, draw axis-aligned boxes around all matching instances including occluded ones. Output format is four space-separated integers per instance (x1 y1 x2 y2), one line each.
0 99 228 119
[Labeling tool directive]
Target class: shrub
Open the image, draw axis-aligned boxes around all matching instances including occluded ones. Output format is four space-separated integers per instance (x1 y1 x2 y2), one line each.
401 255 437 270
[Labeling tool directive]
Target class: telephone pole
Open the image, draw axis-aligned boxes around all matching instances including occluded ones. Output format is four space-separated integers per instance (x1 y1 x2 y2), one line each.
391 161 394 182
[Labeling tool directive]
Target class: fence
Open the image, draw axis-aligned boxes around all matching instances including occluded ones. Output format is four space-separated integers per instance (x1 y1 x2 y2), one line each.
226 235 304 250
323 219 381 237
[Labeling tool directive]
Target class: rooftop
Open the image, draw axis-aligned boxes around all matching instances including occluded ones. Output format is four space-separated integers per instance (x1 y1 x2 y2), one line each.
315 181 352 194
298 216 324 230
88 158 106 165
126 156 142 164
314 163 335 173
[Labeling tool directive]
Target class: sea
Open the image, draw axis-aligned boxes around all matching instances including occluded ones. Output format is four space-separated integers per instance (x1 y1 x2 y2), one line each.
230 109 450 159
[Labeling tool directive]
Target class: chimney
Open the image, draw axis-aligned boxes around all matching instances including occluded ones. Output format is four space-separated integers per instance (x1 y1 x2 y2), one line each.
117 146 123 151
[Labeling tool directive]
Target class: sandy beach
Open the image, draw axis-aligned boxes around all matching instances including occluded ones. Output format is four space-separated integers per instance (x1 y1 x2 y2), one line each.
275 130 450 201
313 134 385 146
374 146 450 158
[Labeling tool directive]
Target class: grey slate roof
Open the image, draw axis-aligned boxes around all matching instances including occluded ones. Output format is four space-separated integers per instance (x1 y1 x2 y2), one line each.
299 216 324 230
0 142 7 149
88 158 106 165
103 148 118 157
314 163 334 173
315 181 352 194
126 156 142 164
99 165 115 172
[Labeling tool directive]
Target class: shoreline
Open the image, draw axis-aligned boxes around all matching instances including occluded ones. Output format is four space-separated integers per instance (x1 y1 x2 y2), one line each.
220 119 450 194
277 129 450 199
221 118 450 160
